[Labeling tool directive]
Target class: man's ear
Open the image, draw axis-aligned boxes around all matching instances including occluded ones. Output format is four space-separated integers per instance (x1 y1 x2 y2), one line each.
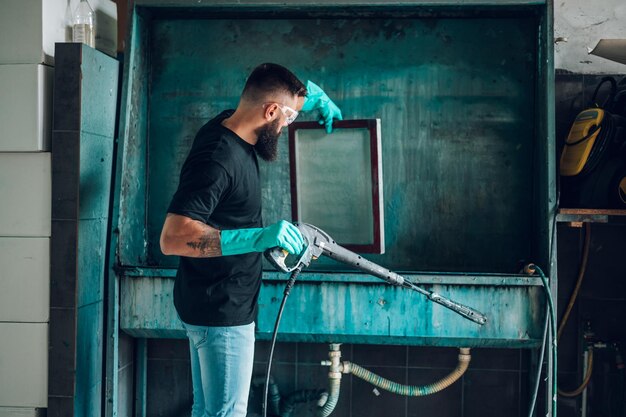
264 103 278 121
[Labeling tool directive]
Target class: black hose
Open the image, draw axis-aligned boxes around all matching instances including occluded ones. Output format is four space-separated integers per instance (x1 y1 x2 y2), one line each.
582 113 614 175
263 266 302 417
590 76 617 109
281 389 326 417
252 376 281 416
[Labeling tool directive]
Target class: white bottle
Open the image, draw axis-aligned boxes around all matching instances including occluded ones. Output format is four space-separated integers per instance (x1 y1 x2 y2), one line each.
72 0 95 48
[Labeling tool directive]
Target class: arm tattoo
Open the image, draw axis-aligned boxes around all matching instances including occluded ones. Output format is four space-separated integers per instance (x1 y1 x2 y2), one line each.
186 229 222 257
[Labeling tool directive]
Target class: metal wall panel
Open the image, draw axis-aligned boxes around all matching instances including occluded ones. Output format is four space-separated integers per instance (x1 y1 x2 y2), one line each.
120 271 544 347
138 0 546 6
117 10 151 267
115 4 553 346
143 16 537 273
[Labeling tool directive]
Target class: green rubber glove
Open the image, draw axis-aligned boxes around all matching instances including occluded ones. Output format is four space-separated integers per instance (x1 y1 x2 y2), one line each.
301 80 343 134
220 220 304 256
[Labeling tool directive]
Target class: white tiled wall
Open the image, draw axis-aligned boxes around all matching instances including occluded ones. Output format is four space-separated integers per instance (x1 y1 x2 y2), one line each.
0 0 67 66
0 153 51 237
0 64 53 151
0 323 49 408
0 238 50 322
0 0 65 411
0 407 45 417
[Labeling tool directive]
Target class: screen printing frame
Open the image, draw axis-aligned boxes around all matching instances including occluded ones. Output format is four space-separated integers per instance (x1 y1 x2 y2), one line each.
288 119 384 253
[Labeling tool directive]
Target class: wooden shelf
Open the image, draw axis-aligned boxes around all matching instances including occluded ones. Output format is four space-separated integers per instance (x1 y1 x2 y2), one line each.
557 208 626 225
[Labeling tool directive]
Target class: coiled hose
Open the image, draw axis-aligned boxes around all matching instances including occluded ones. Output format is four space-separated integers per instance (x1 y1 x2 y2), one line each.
345 348 471 396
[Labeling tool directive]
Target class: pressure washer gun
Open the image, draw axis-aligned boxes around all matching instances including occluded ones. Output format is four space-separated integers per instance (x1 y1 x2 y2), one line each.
265 223 487 325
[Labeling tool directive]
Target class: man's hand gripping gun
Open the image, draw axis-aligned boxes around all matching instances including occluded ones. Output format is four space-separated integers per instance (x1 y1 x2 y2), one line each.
265 223 487 326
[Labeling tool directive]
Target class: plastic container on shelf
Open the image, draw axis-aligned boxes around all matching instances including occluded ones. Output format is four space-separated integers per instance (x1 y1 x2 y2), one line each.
72 0 95 48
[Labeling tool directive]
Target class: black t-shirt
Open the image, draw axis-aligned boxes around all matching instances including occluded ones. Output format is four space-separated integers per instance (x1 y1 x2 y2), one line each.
167 110 263 326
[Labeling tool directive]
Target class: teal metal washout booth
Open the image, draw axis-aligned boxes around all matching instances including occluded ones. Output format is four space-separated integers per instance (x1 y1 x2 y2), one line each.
109 0 555 412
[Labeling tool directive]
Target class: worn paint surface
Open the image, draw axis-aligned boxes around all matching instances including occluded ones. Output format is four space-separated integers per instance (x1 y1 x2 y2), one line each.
120 272 544 347
137 0 547 7
103 12 149 417
117 9 151 266
50 44 118 417
115 5 554 346
76 47 118 417
140 15 538 273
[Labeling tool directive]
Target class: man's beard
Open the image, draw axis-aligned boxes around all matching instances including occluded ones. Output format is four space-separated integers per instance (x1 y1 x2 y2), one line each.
254 118 282 162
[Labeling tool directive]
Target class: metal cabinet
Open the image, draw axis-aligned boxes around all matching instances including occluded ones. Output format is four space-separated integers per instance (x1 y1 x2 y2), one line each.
115 0 555 348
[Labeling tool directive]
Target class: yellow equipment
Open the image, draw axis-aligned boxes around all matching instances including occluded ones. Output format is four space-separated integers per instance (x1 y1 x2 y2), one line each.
559 77 626 208
560 109 605 177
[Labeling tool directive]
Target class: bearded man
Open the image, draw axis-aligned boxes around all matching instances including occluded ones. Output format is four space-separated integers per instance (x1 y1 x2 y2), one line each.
159 63 342 417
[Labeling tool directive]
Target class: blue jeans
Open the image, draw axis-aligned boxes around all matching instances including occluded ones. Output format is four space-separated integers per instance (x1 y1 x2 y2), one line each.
182 321 255 417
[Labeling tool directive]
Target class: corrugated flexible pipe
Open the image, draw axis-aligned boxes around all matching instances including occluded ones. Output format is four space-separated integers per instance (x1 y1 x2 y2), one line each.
317 377 340 417
318 347 471 417
344 348 471 396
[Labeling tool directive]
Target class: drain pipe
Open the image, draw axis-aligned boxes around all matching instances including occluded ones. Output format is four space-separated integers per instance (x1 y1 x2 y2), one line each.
281 389 327 417
318 346 471 417
344 348 471 396
252 375 281 416
317 344 343 417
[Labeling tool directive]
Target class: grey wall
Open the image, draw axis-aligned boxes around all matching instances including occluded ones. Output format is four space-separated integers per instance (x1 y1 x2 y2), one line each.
555 0 626 73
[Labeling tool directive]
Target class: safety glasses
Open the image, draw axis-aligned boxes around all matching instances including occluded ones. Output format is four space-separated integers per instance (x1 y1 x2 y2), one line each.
264 102 299 125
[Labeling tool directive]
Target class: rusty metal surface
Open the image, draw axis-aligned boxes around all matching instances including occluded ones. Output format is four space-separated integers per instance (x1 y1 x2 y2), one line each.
136 0 546 7
120 272 544 347
139 15 538 273
114 5 553 347
117 10 152 266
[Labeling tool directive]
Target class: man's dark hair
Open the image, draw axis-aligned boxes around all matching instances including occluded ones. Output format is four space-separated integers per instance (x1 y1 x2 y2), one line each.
242 63 307 103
